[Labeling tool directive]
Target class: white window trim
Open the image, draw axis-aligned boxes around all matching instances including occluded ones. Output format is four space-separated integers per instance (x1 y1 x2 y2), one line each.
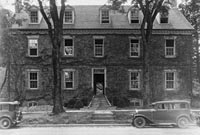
63 69 75 90
29 10 40 24
129 69 141 90
28 69 39 90
129 38 140 58
100 9 110 24
92 68 107 88
27 36 39 57
64 10 75 24
94 37 104 57
164 70 176 91
63 36 74 57
165 37 176 58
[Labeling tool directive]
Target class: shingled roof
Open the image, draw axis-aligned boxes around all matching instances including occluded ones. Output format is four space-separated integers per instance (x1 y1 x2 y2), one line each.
12 5 194 30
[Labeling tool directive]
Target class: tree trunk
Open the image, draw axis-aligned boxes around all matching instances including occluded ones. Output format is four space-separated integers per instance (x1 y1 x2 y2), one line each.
195 32 200 82
52 37 64 114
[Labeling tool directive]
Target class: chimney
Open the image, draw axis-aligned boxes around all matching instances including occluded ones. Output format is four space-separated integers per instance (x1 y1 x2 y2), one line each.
15 0 22 13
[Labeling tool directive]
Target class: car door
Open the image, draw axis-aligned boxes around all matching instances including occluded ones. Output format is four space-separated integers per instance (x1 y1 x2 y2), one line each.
153 103 172 123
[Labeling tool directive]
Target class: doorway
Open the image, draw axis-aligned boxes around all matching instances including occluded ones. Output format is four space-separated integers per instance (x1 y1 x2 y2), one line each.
92 68 106 95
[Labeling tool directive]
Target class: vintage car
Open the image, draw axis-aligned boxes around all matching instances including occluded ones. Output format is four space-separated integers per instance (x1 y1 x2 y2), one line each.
0 101 22 129
132 100 196 128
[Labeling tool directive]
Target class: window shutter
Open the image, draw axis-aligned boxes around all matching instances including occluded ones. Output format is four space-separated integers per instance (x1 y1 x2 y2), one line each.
25 70 29 90
74 70 79 89
61 70 64 89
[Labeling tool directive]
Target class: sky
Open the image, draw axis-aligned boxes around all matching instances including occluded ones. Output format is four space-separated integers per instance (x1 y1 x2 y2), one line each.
0 0 132 12
0 0 182 12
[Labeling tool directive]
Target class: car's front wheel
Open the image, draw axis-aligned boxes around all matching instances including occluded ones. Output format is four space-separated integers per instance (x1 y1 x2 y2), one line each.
133 117 146 128
177 117 189 128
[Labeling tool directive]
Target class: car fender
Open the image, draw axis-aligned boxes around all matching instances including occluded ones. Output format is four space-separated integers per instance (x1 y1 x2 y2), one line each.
176 114 191 122
133 114 153 123
0 115 13 122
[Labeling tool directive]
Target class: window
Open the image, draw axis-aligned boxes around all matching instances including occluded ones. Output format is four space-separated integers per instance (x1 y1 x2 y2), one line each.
101 10 110 24
28 39 38 57
28 71 39 89
64 38 74 56
165 71 176 90
130 98 143 107
130 39 140 57
30 11 38 23
130 70 140 90
64 70 74 89
160 11 168 23
130 9 139 23
94 38 104 57
165 39 175 57
64 10 74 24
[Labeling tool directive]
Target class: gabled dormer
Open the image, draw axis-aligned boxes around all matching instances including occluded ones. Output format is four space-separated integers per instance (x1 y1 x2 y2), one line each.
64 5 75 24
128 5 140 24
99 5 110 24
28 5 41 24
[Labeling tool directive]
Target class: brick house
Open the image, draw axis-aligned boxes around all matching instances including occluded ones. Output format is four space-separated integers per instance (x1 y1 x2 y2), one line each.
10 5 193 107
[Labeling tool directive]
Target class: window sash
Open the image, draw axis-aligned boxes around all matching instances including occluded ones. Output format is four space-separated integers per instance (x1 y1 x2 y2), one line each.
130 71 140 90
64 11 73 23
165 72 175 89
94 39 104 57
64 71 74 89
64 39 74 56
29 72 38 89
30 11 38 23
165 39 175 57
131 10 139 23
130 39 140 57
101 10 109 23
28 39 38 56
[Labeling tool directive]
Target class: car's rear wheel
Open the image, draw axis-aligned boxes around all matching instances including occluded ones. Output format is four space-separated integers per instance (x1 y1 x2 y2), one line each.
177 117 189 128
0 117 12 129
133 117 146 128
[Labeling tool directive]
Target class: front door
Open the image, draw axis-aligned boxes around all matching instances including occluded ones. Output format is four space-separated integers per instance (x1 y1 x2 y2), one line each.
93 68 105 95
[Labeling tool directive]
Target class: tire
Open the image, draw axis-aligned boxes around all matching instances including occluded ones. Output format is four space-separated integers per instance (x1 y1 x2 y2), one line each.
0 117 12 129
177 117 189 128
133 117 146 128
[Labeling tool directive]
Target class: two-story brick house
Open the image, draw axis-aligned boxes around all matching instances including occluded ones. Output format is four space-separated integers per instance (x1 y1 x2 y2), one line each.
11 4 193 107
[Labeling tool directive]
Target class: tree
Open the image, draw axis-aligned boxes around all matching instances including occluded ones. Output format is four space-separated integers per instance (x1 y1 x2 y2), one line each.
22 0 66 114
110 0 170 105
179 0 200 83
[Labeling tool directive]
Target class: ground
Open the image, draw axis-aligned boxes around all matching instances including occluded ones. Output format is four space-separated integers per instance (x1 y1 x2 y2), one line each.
0 126 200 135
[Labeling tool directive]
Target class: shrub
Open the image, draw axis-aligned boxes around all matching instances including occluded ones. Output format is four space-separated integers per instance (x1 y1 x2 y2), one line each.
74 100 84 109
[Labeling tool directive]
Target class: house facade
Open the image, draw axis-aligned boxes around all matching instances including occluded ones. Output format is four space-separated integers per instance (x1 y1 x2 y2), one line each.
10 5 193 107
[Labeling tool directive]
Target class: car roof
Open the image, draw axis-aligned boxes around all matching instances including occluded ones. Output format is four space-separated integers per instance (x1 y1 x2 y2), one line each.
151 100 190 105
0 101 20 105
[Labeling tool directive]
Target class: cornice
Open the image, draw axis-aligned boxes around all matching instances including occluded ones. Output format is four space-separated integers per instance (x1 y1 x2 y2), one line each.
11 29 194 35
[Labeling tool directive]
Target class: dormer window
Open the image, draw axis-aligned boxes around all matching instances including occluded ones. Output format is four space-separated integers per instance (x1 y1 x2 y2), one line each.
64 10 74 24
130 9 139 24
30 11 39 24
101 10 110 24
160 11 168 23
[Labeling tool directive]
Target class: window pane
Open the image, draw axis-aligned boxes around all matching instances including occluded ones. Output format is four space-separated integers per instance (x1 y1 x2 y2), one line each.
29 72 38 89
65 11 73 23
30 72 37 80
166 40 174 47
30 81 38 88
65 82 73 88
131 10 139 23
130 39 139 57
30 11 38 23
130 72 140 89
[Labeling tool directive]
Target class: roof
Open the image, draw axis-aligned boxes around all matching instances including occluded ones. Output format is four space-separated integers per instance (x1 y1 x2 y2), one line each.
12 5 194 30
152 100 190 105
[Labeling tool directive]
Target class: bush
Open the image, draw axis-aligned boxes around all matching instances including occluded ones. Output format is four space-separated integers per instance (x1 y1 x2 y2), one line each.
74 100 84 109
